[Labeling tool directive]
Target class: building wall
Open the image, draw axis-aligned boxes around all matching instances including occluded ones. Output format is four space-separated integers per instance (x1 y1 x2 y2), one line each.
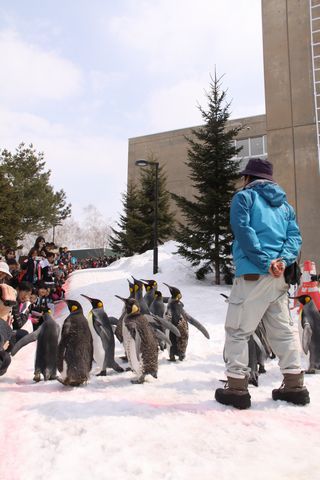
127 0 320 269
262 0 320 267
128 114 267 224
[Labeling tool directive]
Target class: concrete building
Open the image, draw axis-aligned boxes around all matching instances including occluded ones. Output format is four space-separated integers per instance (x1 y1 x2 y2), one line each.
128 0 320 267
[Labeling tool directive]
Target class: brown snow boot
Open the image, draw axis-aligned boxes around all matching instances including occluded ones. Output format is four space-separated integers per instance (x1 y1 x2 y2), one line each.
215 376 251 410
272 372 310 406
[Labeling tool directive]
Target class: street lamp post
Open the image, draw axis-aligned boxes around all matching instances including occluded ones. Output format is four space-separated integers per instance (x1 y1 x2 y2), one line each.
135 159 159 275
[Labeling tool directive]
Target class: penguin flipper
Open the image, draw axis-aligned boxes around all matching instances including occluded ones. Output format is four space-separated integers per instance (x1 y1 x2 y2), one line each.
11 328 42 356
182 311 210 339
108 316 119 326
145 314 181 338
302 323 313 355
153 329 172 349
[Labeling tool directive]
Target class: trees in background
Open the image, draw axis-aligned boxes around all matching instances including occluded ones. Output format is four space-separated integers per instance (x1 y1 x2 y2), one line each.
0 143 71 247
109 155 175 257
172 74 242 284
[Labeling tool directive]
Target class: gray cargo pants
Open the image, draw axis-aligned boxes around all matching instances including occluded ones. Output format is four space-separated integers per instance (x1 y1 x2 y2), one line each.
224 274 301 379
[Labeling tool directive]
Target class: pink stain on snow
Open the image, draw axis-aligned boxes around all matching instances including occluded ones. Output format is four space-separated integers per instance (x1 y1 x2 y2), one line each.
133 398 320 431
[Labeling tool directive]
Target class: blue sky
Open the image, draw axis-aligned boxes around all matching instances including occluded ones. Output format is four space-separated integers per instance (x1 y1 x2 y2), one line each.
0 0 264 223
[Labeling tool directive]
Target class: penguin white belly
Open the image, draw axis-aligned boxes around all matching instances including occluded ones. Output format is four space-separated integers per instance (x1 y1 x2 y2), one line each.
123 324 142 376
88 314 105 369
61 360 68 380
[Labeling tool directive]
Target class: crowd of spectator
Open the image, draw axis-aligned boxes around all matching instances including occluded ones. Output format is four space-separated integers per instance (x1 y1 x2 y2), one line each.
0 237 117 348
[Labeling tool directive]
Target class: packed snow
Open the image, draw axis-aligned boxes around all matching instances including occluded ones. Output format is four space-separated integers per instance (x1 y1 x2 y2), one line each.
1 241 319 480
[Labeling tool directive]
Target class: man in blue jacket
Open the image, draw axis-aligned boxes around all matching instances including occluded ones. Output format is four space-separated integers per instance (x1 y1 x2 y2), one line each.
215 158 310 409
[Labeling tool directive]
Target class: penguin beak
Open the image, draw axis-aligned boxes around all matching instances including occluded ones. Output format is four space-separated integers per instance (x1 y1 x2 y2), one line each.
163 283 173 293
115 295 126 303
80 294 93 302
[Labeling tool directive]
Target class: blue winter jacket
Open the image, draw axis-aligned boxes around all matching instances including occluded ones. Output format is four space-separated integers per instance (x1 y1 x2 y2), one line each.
230 180 302 277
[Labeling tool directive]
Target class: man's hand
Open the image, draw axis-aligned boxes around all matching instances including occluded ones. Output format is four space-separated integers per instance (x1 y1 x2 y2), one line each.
269 258 285 278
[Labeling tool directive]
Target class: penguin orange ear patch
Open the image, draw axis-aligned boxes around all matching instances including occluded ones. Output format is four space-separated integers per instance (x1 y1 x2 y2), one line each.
305 296 311 303
97 302 103 307
176 294 182 300
71 305 78 311
132 304 139 314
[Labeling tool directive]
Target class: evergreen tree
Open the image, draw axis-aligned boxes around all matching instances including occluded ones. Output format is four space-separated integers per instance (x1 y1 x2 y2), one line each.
109 155 175 257
172 74 242 284
109 183 146 256
0 143 71 247
136 154 175 253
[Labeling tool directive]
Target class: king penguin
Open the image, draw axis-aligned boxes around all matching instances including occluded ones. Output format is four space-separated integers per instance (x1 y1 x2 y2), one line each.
11 310 60 382
141 279 158 307
115 296 158 383
150 290 165 318
57 300 93 386
292 294 320 373
164 283 210 361
81 294 124 375
131 277 150 314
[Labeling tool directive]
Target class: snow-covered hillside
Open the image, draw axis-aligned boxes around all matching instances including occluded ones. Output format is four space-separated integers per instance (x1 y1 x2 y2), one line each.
0 242 319 480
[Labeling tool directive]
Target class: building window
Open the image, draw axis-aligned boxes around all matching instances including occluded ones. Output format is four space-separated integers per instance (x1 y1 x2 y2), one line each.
236 139 249 157
250 136 264 156
235 135 267 159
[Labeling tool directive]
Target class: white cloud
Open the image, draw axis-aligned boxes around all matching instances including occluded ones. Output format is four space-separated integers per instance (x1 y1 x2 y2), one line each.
0 108 127 222
107 0 263 76
146 77 207 132
106 0 265 131
0 30 83 105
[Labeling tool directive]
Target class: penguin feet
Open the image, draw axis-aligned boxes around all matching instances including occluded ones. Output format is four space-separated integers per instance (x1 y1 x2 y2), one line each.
248 375 259 387
150 371 158 379
167 356 176 362
125 367 132 372
258 365 266 374
178 354 185 361
112 363 125 373
305 368 316 374
131 375 145 384
96 370 107 376
33 372 41 382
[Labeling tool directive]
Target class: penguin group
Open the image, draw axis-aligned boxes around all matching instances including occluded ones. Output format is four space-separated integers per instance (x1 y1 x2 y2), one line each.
8 277 210 386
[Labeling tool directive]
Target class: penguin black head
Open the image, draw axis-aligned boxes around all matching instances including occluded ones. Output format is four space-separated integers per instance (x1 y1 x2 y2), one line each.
42 311 53 322
127 279 135 295
115 295 140 315
131 277 143 293
65 299 83 313
154 290 162 299
163 283 182 301
81 294 104 309
141 279 157 291
289 294 312 306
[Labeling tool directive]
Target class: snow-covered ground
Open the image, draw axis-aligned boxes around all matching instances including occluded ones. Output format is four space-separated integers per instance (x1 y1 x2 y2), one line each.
1 241 319 480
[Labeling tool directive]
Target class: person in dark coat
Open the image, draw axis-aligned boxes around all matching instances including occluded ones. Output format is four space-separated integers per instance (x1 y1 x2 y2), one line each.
19 248 38 285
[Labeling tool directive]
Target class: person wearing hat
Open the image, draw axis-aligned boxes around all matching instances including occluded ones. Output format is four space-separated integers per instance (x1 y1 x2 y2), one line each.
0 259 13 284
215 157 309 409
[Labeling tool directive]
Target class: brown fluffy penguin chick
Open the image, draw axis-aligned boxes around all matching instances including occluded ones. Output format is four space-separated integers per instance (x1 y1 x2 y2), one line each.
115 296 158 383
164 284 188 361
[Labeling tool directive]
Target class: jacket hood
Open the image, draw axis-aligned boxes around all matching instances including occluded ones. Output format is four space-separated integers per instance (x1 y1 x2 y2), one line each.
246 180 287 207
